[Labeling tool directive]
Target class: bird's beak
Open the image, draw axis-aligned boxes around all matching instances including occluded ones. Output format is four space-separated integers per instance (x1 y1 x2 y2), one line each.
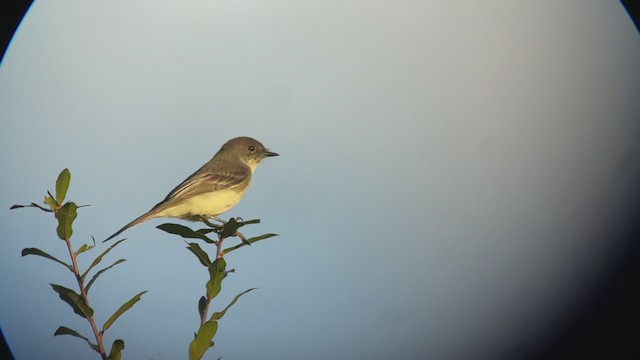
265 150 279 157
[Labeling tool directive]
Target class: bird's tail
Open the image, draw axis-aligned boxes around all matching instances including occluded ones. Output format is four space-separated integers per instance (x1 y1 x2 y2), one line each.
103 211 157 242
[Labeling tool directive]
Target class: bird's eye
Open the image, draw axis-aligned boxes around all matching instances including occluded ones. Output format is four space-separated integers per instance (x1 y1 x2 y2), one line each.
248 145 256 152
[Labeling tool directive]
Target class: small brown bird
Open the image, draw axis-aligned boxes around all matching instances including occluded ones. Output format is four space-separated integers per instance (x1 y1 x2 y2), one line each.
105 136 278 241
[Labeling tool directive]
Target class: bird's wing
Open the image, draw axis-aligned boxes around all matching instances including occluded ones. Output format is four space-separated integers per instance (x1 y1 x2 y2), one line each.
105 160 251 242
160 163 251 203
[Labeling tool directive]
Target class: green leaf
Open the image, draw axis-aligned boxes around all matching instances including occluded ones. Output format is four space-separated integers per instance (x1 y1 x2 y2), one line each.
76 236 97 256
55 202 78 240
76 244 89 255
239 218 261 225
245 233 278 243
196 228 218 235
219 218 244 239
186 242 212 267
198 296 207 319
81 238 126 280
206 258 226 300
189 320 218 360
222 233 279 255
107 339 125 360
210 288 256 321
157 223 215 243
54 326 99 353
86 259 127 293
45 195 58 212
217 218 261 240
55 168 71 204
102 291 147 333
21 247 73 271
50 284 94 319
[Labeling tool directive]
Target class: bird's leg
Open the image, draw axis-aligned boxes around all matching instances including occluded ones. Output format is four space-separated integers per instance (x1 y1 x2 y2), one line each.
198 215 222 229
209 216 225 224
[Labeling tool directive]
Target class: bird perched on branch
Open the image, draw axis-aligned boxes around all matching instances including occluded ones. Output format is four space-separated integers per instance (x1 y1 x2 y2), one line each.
104 136 278 242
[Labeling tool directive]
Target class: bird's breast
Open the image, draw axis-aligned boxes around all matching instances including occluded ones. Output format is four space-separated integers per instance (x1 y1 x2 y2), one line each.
157 187 247 218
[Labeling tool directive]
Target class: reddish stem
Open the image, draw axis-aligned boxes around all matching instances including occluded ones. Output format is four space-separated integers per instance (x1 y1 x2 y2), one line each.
64 238 107 359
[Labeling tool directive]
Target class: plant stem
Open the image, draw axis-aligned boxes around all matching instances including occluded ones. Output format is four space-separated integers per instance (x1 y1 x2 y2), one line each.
215 237 224 260
64 238 107 360
199 233 229 326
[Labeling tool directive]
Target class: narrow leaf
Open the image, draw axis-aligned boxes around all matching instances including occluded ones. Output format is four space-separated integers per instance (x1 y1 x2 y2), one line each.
107 339 125 360
32 202 54 212
198 296 207 319
205 258 226 300
246 233 279 243
222 233 279 255
76 244 89 255
54 326 99 353
10 202 53 212
210 288 256 321
186 242 212 267
76 236 97 256
239 218 261 225
189 320 218 360
86 259 127 293
81 238 126 280
21 247 72 271
157 223 215 243
196 228 217 235
55 168 71 204
50 284 94 319
102 291 147 333
55 202 78 240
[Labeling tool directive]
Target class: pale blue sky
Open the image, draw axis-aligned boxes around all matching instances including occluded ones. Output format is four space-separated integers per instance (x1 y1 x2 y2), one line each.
1 1 640 359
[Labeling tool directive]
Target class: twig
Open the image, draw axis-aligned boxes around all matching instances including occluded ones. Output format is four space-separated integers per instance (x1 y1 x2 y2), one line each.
63 238 107 359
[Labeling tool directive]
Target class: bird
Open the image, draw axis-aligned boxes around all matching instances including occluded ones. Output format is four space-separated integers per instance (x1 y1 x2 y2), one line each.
104 136 278 242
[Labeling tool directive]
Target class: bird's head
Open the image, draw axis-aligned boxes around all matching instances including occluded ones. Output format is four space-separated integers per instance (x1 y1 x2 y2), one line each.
220 136 278 171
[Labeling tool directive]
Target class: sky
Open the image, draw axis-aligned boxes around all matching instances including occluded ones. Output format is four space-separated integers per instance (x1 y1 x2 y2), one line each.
1 1 640 359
